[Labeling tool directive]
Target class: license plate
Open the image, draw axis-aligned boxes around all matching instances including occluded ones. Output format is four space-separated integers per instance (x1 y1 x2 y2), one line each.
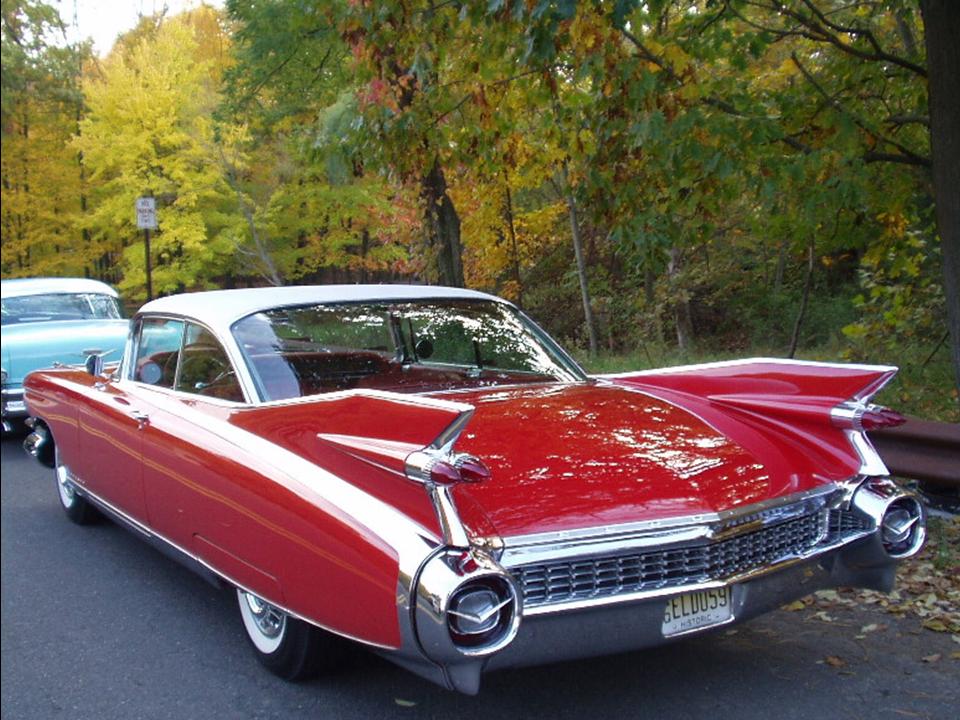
662 586 734 637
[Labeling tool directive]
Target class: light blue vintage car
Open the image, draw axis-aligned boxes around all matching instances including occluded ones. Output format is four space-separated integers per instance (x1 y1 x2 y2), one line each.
1 278 129 431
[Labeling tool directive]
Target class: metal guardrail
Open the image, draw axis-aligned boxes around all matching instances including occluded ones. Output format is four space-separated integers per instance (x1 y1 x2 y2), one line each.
872 417 960 489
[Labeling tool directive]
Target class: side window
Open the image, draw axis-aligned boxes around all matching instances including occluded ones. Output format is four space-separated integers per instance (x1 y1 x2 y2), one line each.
135 318 184 387
175 323 244 402
407 313 476 365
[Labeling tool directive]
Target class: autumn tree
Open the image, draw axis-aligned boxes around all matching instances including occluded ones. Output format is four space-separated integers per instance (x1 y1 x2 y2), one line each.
1 0 91 278
75 9 245 299
223 0 417 285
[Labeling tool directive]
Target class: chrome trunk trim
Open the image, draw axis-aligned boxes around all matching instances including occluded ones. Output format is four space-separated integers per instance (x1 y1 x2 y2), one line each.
499 485 838 560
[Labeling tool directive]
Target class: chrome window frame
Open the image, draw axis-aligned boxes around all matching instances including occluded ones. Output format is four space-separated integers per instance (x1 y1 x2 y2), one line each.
120 313 257 406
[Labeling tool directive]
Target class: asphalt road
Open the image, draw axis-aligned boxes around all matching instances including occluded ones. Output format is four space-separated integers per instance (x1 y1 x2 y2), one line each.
2 435 957 720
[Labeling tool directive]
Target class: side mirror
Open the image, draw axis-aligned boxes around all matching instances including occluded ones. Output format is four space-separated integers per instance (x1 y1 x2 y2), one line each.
85 353 104 377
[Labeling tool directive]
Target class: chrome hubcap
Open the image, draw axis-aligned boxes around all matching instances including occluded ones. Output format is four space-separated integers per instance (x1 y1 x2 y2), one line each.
56 463 76 505
243 592 285 639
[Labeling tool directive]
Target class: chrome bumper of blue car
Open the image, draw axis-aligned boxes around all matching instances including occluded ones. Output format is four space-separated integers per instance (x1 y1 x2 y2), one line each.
2 387 27 431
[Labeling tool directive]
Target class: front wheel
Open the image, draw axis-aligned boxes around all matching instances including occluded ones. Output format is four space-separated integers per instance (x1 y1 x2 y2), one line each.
55 451 99 525
236 589 336 681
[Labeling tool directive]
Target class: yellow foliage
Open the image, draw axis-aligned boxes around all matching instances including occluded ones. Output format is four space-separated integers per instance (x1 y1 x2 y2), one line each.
75 13 242 298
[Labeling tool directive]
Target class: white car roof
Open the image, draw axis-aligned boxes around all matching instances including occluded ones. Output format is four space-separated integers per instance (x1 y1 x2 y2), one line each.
137 284 506 331
0 277 119 299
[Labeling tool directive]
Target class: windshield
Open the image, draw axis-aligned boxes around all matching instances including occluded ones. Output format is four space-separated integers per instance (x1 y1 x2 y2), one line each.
232 299 584 401
1 293 122 325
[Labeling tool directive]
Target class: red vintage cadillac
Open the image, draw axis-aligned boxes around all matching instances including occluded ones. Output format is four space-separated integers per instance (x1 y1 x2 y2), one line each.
22 285 924 693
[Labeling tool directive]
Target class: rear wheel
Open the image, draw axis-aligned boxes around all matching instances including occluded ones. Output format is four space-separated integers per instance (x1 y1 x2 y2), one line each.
236 589 338 681
55 450 99 525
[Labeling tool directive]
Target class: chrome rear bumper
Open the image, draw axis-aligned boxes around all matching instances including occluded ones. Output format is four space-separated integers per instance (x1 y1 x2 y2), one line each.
399 478 924 694
487 552 841 671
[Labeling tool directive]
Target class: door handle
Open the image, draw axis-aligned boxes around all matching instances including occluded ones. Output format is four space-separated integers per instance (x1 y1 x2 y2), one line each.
130 410 150 429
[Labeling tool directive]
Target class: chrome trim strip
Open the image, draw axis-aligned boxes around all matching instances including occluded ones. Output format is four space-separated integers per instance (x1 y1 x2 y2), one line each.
427 484 471 549
500 485 838 555
403 408 477 549
845 428 890 477
596 357 898 377
256 386 474 414
430 407 474 453
114 379 249 409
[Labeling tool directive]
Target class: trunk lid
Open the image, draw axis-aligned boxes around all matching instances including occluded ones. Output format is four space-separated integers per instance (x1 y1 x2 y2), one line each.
438 382 833 540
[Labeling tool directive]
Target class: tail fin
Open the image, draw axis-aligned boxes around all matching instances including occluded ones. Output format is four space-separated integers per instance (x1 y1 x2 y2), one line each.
603 358 901 479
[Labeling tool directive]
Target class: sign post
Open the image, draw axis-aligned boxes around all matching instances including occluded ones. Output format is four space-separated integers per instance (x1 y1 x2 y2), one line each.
135 196 158 300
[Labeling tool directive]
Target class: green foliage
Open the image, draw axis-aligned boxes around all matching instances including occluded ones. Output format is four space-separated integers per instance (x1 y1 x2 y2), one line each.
1 0 951 411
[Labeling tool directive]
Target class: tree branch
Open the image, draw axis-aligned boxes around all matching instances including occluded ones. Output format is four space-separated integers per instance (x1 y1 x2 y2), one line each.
790 52 930 168
762 0 927 77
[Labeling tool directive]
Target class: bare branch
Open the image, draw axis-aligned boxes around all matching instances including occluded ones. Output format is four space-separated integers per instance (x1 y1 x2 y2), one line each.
862 151 930 167
885 114 930 128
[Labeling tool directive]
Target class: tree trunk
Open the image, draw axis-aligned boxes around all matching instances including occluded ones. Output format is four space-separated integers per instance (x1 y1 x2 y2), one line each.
788 239 815 358
502 174 523 308
774 241 787 293
422 160 464 287
668 246 694 352
919 0 960 398
220 150 282 286
560 167 598 356
644 265 655 306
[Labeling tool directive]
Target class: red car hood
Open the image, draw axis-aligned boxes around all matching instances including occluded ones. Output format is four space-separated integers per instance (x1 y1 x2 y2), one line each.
436 382 834 540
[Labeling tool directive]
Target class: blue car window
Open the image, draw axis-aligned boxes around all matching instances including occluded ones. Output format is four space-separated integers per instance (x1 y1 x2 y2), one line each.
0 293 121 324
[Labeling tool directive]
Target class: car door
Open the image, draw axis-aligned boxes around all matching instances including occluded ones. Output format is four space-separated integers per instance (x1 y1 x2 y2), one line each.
133 321 249 552
72 316 185 524
73 373 147 523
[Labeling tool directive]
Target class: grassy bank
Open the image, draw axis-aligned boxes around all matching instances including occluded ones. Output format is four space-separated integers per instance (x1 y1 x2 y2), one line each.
574 344 959 423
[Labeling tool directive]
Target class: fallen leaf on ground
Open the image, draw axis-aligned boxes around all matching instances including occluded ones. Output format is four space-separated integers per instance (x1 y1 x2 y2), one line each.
825 655 845 667
394 699 417 707
921 654 941 663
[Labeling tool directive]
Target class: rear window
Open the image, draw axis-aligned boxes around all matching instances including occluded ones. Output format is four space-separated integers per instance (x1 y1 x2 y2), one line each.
232 299 583 401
